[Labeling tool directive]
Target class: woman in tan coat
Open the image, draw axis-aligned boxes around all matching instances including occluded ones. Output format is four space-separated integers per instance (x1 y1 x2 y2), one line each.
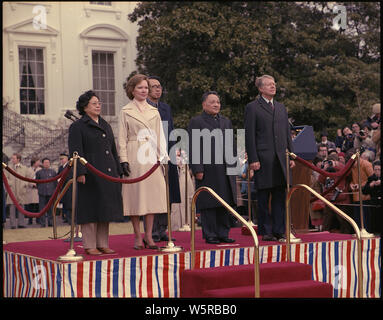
118 74 167 250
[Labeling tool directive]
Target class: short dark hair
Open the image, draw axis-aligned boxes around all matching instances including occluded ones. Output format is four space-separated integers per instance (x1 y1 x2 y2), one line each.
372 160 381 168
202 91 219 103
42 157 50 163
30 157 39 166
12 153 22 161
148 75 161 82
76 90 99 116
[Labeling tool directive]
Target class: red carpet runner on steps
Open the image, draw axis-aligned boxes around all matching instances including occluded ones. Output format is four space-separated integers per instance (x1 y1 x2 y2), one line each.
180 262 333 298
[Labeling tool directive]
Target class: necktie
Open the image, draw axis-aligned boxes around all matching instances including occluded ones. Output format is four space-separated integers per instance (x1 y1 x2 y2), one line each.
268 101 274 111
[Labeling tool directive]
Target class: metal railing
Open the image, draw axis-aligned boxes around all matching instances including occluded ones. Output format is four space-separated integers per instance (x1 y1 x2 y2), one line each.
285 183 363 297
190 186 260 298
285 149 364 297
3 108 69 164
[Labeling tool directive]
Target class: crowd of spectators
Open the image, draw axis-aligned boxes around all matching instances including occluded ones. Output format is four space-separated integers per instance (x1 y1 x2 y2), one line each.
3 153 71 229
310 103 381 234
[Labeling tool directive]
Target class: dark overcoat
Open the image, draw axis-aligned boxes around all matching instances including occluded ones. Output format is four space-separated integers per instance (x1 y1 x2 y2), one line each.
244 96 294 190
149 100 181 204
68 114 123 224
188 111 237 210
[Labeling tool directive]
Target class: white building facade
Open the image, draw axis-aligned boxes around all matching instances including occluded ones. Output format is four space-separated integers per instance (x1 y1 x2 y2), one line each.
3 1 139 164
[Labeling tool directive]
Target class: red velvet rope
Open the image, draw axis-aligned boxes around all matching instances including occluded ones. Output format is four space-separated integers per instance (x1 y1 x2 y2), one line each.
2 168 70 218
84 161 161 184
293 155 356 178
309 161 355 202
3 164 70 184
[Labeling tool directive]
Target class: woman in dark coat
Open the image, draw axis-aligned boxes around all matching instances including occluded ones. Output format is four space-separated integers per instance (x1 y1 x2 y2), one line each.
68 90 123 255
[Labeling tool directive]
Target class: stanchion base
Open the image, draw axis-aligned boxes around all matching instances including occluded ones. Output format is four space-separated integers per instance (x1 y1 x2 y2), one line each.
64 236 82 243
57 249 83 262
178 224 191 232
159 241 183 253
279 233 302 243
360 228 376 239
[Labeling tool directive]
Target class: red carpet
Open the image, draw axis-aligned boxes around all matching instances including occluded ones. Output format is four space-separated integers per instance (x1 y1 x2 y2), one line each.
3 228 353 262
180 262 333 298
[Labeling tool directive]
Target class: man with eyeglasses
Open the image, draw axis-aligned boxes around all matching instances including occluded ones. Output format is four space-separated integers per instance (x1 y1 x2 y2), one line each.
146 76 181 242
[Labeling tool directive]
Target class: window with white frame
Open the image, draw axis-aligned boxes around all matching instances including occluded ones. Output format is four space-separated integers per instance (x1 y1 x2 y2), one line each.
92 51 116 116
18 47 45 114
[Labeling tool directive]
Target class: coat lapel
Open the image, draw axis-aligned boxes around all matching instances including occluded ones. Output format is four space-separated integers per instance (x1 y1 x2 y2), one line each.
81 114 107 133
201 111 221 130
258 96 274 116
122 102 157 130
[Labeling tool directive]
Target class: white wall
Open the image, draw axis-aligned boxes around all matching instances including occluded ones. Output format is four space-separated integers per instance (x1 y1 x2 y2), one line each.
3 1 139 124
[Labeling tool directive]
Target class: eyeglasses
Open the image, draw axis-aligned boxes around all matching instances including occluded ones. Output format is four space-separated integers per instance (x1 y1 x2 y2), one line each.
150 85 162 89
89 101 102 106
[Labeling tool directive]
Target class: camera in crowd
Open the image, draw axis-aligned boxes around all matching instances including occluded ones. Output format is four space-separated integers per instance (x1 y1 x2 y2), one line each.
321 159 336 172
346 133 354 140
324 176 335 189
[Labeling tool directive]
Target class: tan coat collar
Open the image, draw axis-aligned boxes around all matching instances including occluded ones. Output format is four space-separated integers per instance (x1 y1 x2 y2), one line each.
122 101 158 129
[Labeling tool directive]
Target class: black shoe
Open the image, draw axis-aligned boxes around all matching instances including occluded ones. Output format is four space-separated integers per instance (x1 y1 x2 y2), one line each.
160 235 176 242
205 237 220 244
218 237 236 243
152 236 161 243
262 234 277 241
273 233 286 240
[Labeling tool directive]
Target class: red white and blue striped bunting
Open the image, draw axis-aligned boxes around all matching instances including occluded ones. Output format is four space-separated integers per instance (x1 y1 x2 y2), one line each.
3 238 380 298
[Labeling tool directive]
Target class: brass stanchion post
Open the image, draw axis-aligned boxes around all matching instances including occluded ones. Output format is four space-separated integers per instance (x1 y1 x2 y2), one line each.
356 150 375 238
281 151 301 254
179 163 191 232
247 163 256 226
57 152 83 262
160 163 183 252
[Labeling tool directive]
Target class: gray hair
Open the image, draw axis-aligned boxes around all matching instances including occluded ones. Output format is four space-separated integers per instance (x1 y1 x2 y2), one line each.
255 75 275 89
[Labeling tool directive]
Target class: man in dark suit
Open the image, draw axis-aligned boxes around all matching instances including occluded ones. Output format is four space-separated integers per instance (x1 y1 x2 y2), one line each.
57 153 72 224
188 91 236 244
36 157 58 227
147 76 181 242
244 75 295 241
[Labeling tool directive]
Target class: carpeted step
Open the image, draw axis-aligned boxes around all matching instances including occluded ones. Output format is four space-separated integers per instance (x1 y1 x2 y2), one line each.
180 262 313 298
204 280 333 298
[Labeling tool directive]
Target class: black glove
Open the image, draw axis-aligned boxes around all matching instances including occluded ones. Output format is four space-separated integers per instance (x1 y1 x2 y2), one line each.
121 162 131 177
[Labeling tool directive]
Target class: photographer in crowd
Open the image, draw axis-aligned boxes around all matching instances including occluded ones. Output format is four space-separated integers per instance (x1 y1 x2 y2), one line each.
353 123 376 157
317 153 352 233
341 126 355 153
348 149 374 232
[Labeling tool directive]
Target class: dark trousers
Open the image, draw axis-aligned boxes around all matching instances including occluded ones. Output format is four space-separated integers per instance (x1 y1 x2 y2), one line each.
152 213 168 239
352 201 371 232
200 207 231 239
39 194 53 227
256 186 286 236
